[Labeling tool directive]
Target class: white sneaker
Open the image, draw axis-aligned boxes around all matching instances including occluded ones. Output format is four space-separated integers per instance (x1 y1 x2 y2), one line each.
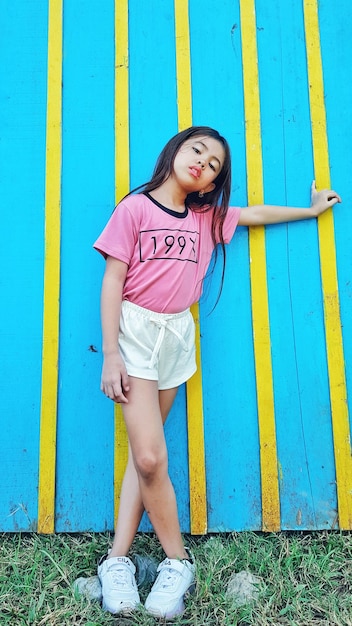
145 556 196 619
97 555 140 614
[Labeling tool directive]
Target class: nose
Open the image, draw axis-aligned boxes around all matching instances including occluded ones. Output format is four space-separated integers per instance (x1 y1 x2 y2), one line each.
198 159 205 169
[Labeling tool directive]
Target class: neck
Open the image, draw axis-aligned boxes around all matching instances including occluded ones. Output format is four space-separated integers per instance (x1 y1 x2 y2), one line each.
149 179 187 213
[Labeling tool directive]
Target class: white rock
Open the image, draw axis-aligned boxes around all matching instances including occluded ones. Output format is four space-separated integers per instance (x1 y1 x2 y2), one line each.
226 570 261 606
73 575 102 601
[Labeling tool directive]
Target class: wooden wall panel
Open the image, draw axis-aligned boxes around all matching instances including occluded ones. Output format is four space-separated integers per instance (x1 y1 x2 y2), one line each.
0 0 351 532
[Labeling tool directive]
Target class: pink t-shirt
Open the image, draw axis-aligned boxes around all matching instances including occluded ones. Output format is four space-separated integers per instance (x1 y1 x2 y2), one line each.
94 193 241 313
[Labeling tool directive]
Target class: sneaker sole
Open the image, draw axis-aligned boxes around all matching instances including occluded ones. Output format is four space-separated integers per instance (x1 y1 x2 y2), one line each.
102 599 139 615
145 583 196 620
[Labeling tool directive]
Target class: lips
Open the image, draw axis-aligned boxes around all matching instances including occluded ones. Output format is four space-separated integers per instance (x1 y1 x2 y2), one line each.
189 166 201 179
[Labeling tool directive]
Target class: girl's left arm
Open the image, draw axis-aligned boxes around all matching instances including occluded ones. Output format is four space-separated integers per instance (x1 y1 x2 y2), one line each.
238 180 341 227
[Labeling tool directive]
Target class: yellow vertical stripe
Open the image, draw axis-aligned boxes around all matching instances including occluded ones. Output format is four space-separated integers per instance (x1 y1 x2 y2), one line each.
38 0 63 533
239 0 280 531
115 0 130 202
114 0 129 522
174 0 207 534
174 0 192 130
303 0 352 529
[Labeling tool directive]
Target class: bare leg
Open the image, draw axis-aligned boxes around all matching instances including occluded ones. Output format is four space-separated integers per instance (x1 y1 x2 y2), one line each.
120 377 188 560
109 442 144 557
109 384 179 557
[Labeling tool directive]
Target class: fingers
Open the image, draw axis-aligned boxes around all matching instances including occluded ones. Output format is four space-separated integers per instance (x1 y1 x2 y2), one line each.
311 179 342 204
327 191 342 204
311 180 342 214
327 197 340 208
323 190 341 207
121 370 130 395
100 353 130 403
112 385 129 403
101 378 129 404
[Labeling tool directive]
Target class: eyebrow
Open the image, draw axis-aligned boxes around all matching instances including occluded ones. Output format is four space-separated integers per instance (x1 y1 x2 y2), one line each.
195 141 222 168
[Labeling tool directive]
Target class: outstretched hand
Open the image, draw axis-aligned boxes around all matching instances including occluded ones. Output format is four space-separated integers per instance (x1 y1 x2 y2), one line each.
310 180 341 216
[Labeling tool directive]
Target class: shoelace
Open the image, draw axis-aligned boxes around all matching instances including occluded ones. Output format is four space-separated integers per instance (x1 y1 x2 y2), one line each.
109 566 132 588
157 566 180 589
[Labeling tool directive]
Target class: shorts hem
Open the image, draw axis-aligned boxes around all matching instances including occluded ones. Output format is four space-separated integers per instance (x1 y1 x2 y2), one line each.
158 366 197 390
125 369 158 382
125 366 197 390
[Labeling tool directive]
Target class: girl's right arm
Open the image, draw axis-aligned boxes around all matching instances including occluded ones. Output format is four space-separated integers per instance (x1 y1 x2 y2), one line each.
100 256 130 403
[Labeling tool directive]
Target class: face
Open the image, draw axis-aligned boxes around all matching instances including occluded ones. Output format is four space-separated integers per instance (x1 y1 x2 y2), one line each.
172 135 225 195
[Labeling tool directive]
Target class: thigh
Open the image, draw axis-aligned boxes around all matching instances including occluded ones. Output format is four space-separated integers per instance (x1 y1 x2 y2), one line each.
159 387 179 424
122 377 166 459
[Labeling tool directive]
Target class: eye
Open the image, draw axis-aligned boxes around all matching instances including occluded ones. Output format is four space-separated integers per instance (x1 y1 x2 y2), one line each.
209 163 216 172
192 146 200 154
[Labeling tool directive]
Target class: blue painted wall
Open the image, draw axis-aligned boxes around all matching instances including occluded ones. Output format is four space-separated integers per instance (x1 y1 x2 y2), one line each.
1 0 351 532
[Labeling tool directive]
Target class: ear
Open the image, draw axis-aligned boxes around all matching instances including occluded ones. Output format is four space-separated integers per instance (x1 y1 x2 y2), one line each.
204 182 215 193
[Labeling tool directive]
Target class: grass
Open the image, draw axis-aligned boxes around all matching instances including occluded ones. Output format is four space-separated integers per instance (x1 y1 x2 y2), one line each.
1 531 352 625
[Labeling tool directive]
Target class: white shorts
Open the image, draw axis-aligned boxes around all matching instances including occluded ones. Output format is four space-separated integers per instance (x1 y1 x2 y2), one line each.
119 300 197 390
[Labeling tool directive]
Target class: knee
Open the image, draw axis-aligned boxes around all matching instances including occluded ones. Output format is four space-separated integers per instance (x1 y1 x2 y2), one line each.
134 449 167 482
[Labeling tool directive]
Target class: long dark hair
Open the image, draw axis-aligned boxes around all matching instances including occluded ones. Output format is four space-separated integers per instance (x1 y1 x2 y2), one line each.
127 126 232 306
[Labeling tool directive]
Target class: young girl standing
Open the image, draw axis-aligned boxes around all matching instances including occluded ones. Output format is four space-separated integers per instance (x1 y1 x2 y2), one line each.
94 126 340 619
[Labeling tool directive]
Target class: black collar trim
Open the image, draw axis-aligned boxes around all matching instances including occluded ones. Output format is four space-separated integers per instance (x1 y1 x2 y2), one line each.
144 192 188 218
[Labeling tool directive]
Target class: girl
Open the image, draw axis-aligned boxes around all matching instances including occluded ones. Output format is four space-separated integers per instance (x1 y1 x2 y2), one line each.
94 126 341 619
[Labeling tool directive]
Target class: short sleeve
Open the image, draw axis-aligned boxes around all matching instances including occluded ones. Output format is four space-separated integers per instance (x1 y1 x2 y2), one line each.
222 206 242 243
93 201 139 263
